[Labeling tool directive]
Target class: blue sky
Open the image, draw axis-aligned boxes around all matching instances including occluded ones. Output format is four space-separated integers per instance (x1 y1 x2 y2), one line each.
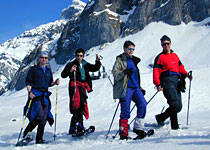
0 0 88 44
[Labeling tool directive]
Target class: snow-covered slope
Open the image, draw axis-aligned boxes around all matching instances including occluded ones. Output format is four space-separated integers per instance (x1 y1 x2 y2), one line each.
0 20 67 93
0 0 87 94
0 21 210 150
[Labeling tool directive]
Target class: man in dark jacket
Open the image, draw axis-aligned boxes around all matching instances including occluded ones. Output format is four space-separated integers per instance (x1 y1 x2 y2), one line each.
23 51 60 144
112 41 147 140
61 48 101 134
153 35 193 129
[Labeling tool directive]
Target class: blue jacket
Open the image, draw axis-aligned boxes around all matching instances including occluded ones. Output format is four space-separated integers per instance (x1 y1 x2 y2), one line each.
25 65 53 90
24 89 54 125
127 58 140 88
24 65 54 125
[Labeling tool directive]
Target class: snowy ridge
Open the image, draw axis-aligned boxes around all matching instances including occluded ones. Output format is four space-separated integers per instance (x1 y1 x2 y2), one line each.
0 19 67 93
0 21 210 149
0 20 66 60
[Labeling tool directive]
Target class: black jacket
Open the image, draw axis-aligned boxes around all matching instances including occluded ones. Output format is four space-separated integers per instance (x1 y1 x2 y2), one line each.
61 59 101 89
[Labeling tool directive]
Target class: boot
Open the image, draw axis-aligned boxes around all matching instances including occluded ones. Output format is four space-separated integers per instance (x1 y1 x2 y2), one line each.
155 108 171 126
133 117 144 130
133 117 146 138
119 119 129 140
120 135 132 140
69 126 76 134
170 111 179 130
36 139 48 144
155 114 165 126
75 122 85 136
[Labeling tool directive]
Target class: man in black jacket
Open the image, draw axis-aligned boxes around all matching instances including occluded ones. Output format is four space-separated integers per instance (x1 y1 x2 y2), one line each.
61 48 101 134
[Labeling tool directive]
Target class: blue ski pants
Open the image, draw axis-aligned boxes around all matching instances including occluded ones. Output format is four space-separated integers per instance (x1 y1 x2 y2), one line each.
120 87 147 120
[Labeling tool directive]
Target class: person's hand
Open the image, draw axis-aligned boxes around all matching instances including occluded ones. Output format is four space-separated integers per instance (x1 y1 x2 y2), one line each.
70 65 77 72
157 85 163 91
124 68 133 77
187 71 193 81
29 91 35 99
96 54 100 61
141 89 146 95
55 78 60 85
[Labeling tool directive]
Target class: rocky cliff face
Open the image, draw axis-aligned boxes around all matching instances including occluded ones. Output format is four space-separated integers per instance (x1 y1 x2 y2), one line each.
123 0 210 36
55 0 136 64
55 0 210 64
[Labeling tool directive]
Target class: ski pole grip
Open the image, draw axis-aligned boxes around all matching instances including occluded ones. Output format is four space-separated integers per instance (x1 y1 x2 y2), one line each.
188 71 192 80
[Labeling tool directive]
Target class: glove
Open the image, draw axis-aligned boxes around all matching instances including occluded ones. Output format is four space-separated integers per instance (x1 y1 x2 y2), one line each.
187 71 193 81
123 68 133 77
141 89 146 95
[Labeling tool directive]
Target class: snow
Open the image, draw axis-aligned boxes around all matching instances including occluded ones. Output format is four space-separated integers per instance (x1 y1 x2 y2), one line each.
0 20 66 60
153 0 171 12
0 19 66 90
1 21 210 149
85 0 95 11
119 7 136 23
93 9 119 19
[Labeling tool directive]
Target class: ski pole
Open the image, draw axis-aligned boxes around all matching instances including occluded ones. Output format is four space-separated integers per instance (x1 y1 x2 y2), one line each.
74 71 78 133
99 55 114 86
130 90 159 116
53 85 58 141
112 91 159 139
16 99 33 146
106 77 129 139
129 90 159 117
186 71 192 125
105 101 120 139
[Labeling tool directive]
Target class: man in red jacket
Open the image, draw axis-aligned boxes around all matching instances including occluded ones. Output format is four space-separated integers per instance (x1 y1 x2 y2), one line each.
153 35 192 129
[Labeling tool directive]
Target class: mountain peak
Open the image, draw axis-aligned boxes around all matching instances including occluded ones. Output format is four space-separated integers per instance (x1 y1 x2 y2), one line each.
72 0 86 7
61 0 86 20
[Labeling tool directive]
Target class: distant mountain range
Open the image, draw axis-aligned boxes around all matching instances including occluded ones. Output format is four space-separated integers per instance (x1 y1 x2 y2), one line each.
0 0 210 95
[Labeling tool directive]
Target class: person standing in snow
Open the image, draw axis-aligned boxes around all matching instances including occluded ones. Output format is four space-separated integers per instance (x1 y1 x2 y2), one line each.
61 48 101 135
23 51 60 144
153 35 193 129
112 40 147 140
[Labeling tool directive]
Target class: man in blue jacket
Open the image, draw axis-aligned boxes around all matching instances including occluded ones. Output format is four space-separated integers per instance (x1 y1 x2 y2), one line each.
23 51 60 144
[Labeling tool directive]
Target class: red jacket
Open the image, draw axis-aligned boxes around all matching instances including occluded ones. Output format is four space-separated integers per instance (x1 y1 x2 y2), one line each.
153 50 187 86
70 81 91 119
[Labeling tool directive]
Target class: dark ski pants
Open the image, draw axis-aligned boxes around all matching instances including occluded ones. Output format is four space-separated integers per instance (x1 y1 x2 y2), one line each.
70 108 84 128
120 87 147 120
24 101 48 142
160 75 182 128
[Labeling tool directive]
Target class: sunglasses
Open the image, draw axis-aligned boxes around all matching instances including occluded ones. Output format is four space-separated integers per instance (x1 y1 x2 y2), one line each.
127 48 135 51
161 43 170 46
40 56 48 59
76 55 84 57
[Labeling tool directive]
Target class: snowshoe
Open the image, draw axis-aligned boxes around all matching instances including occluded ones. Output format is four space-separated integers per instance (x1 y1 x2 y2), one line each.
155 114 165 127
72 126 95 137
133 129 154 140
120 135 132 140
16 132 34 147
36 139 50 144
